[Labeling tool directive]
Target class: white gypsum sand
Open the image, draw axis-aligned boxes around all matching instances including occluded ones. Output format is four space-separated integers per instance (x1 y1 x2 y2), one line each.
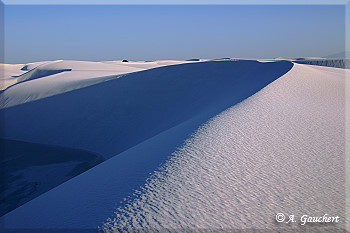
1 60 292 160
102 63 347 231
1 61 346 232
0 59 203 106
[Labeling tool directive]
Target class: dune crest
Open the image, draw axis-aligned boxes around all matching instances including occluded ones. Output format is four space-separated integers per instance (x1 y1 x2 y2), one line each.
1 60 293 160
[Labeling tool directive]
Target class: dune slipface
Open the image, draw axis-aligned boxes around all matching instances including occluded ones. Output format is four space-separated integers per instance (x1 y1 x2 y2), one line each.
1 60 293 160
1 61 293 227
0 139 104 216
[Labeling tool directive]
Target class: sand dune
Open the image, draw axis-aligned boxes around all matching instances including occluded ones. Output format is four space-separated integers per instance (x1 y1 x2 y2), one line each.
0 60 202 96
103 63 347 231
293 58 350 69
1 60 292 160
0 60 346 232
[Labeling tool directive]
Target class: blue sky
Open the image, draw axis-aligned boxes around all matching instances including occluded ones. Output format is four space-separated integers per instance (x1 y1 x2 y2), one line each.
4 4 345 63
2 0 348 4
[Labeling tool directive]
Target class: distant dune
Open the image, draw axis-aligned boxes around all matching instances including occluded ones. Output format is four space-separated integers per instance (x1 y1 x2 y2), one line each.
274 57 350 69
293 58 350 69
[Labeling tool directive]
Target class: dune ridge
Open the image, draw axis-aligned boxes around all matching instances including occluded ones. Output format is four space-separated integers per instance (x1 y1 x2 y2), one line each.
1 60 293 160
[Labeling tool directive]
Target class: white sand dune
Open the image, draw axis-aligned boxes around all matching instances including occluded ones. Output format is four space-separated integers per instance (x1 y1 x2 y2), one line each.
293 58 350 69
1 60 292 160
103 63 347 232
1 61 346 232
0 59 208 216
0 64 25 90
274 57 350 69
0 59 203 104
